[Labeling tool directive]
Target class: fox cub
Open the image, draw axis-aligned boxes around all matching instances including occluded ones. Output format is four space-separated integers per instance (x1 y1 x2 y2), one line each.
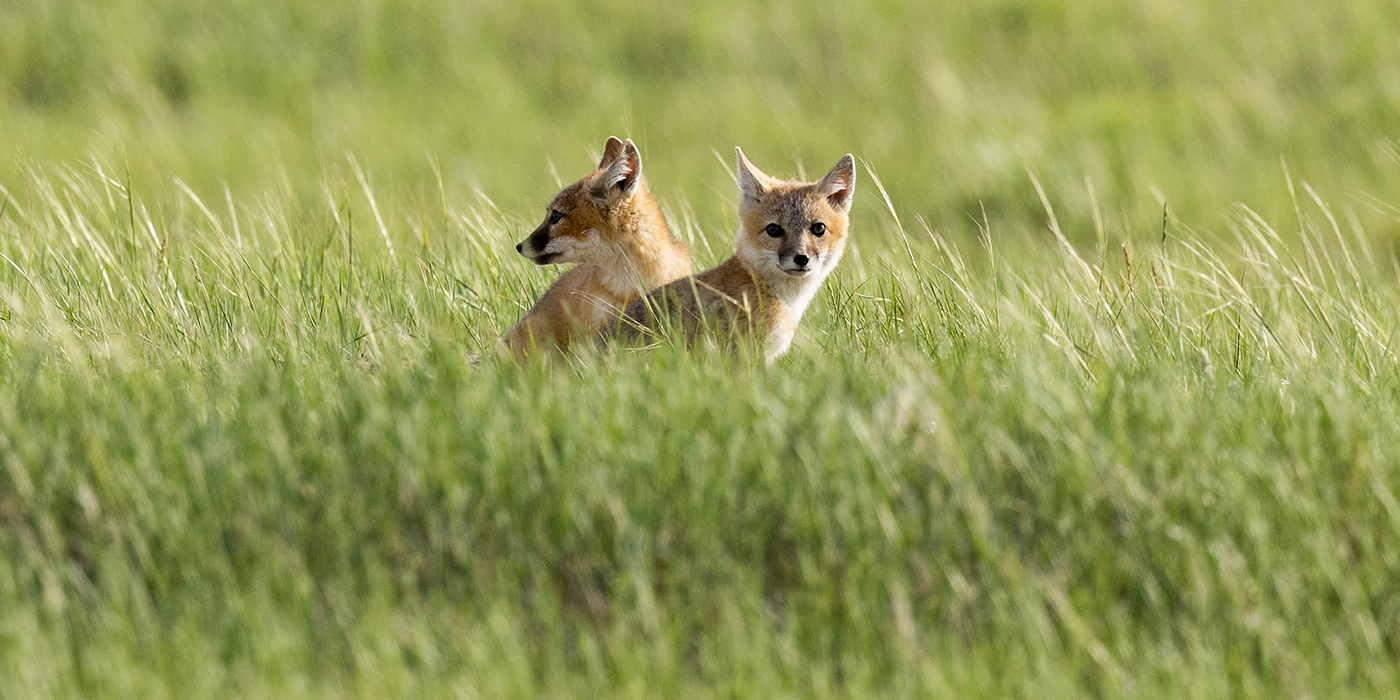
502 137 692 357
607 148 855 362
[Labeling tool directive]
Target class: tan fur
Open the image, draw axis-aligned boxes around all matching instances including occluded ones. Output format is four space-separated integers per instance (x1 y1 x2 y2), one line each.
502 137 692 357
607 148 856 362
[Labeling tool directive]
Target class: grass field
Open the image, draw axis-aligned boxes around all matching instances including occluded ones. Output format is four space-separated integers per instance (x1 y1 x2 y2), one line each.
3 0 1400 697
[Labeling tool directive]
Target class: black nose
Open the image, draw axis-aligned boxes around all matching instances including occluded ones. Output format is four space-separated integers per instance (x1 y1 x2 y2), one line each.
793 254 809 267
516 243 523 253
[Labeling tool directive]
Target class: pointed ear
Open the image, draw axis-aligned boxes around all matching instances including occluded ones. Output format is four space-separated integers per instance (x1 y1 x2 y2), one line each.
735 147 769 208
598 136 625 170
597 139 642 201
818 154 856 211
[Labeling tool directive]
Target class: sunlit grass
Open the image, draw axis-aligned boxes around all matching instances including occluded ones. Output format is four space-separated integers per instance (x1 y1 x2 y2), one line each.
2 156 1399 697
3 0 1400 696
4 0 1400 240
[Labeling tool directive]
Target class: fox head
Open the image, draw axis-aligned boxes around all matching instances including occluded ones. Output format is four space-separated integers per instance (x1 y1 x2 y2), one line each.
733 148 856 282
516 136 648 266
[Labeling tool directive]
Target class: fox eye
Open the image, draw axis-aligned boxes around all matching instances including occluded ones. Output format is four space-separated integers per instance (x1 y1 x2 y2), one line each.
548 210 565 225
810 222 826 236
765 223 784 238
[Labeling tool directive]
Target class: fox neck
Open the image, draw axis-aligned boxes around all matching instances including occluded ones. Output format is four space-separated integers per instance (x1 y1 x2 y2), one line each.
595 180 685 296
735 235 843 324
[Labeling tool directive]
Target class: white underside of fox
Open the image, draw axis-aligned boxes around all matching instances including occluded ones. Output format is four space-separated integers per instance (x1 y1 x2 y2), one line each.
547 225 693 328
736 235 846 360
542 229 627 321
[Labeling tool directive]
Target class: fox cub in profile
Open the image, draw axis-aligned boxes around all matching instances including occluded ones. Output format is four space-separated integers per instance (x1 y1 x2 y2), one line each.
607 148 855 362
502 137 692 357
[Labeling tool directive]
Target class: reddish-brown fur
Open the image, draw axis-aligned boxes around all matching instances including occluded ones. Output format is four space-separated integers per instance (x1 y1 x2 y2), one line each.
502 137 692 357
606 148 856 362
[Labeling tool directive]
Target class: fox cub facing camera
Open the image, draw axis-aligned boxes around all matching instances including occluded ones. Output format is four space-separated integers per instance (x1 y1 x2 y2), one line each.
502 137 692 357
607 148 855 362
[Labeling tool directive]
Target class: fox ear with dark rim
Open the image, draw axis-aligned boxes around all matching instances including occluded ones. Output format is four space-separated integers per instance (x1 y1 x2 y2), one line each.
735 147 770 207
818 154 856 212
598 136 625 170
598 139 642 200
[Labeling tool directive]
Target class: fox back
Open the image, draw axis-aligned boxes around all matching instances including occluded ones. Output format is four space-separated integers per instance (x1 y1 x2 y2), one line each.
503 137 691 357
608 149 855 361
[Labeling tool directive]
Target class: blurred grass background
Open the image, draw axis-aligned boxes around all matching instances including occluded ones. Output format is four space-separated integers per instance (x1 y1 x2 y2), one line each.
3 1 1400 698
4 0 1400 244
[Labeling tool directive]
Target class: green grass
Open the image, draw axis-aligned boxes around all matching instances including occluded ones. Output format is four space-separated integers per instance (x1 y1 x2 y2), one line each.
3 0 1400 697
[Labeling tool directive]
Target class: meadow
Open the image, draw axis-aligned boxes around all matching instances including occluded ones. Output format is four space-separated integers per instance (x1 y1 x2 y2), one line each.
2 0 1400 697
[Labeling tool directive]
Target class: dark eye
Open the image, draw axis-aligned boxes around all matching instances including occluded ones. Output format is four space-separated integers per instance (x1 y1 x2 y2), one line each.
810 222 826 236
765 223 784 238
548 210 565 225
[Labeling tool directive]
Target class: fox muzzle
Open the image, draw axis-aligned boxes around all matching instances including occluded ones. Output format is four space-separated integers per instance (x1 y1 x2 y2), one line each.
516 223 556 263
